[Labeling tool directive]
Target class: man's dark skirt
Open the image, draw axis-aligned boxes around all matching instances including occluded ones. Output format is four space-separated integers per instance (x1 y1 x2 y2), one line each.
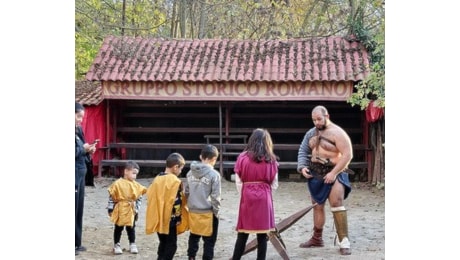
306 170 351 204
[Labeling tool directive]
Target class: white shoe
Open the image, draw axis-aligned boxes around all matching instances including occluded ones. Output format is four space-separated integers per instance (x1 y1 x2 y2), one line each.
113 243 123 255
337 237 351 248
130 243 138 254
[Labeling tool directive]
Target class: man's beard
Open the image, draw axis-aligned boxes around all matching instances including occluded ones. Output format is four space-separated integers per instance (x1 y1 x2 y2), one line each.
316 125 326 130
316 123 327 131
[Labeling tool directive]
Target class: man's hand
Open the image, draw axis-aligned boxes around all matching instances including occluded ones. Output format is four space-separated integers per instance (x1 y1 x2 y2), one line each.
323 172 337 184
300 167 312 179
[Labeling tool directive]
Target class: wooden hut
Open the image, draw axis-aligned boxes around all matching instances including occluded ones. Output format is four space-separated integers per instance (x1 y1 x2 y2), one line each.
84 36 372 181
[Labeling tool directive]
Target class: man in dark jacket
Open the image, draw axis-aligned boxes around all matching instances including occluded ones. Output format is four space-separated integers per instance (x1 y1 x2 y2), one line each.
75 102 96 255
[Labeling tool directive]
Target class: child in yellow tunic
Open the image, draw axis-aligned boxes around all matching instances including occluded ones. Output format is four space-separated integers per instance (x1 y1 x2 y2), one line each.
107 161 147 255
145 152 189 260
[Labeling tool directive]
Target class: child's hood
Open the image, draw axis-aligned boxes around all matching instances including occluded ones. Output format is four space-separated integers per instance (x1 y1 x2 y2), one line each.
190 161 213 179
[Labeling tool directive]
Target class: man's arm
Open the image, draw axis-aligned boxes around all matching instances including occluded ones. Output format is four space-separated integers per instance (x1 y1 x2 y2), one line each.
329 128 353 177
297 128 315 173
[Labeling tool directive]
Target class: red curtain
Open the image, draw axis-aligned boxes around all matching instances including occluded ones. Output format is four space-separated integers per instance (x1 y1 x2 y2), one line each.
81 103 108 175
365 100 384 123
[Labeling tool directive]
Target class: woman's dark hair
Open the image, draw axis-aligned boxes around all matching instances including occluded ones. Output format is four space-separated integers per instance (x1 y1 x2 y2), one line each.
245 128 278 163
75 102 85 113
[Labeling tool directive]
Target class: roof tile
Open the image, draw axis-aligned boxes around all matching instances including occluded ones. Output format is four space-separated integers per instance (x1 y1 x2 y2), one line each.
86 36 370 82
75 81 102 105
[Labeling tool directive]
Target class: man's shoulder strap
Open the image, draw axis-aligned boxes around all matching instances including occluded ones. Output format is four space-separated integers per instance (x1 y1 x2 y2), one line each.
319 135 335 146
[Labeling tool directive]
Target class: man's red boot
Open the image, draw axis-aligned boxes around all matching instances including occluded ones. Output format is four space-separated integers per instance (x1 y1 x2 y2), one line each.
299 227 324 248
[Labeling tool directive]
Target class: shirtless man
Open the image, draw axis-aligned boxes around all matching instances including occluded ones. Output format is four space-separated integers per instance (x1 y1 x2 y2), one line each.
297 105 353 255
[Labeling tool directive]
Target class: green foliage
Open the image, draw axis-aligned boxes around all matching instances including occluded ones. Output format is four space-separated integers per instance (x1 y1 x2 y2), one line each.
75 0 385 87
75 0 167 79
347 0 385 109
75 34 101 78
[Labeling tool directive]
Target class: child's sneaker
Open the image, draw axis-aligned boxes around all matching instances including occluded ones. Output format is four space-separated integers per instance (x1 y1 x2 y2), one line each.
113 243 123 255
130 243 138 254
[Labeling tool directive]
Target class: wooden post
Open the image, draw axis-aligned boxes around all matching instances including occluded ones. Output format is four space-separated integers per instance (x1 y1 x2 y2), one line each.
218 102 223 175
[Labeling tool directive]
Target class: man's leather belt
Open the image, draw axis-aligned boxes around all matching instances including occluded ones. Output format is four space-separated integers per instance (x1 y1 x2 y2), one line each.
309 162 334 179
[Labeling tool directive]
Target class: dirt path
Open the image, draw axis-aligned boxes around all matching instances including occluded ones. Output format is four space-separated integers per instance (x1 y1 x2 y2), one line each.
77 177 385 260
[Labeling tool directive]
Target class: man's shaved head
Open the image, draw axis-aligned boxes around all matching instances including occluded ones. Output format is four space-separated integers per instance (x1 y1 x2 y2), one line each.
312 105 328 116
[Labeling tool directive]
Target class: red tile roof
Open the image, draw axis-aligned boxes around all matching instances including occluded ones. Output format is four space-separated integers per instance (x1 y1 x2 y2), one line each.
86 36 370 82
75 80 103 105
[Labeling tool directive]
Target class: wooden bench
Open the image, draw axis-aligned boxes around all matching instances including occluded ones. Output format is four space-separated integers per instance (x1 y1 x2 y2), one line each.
204 134 248 144
116 127 363 135
220 161 369 170
98 142 372 179
98 159 197 177
98 159 370 178
99 142 207 177
117 127 220 133
214 143 371 178
108 143 205 149
99 142 231 177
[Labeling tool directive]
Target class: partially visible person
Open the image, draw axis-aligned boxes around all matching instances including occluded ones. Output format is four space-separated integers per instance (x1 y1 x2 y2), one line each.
297 105 353 255
231 128 279 260
75 102 96 255
85 158 95 186
145 153 189 260
185 145 221 260
107 161 147 255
